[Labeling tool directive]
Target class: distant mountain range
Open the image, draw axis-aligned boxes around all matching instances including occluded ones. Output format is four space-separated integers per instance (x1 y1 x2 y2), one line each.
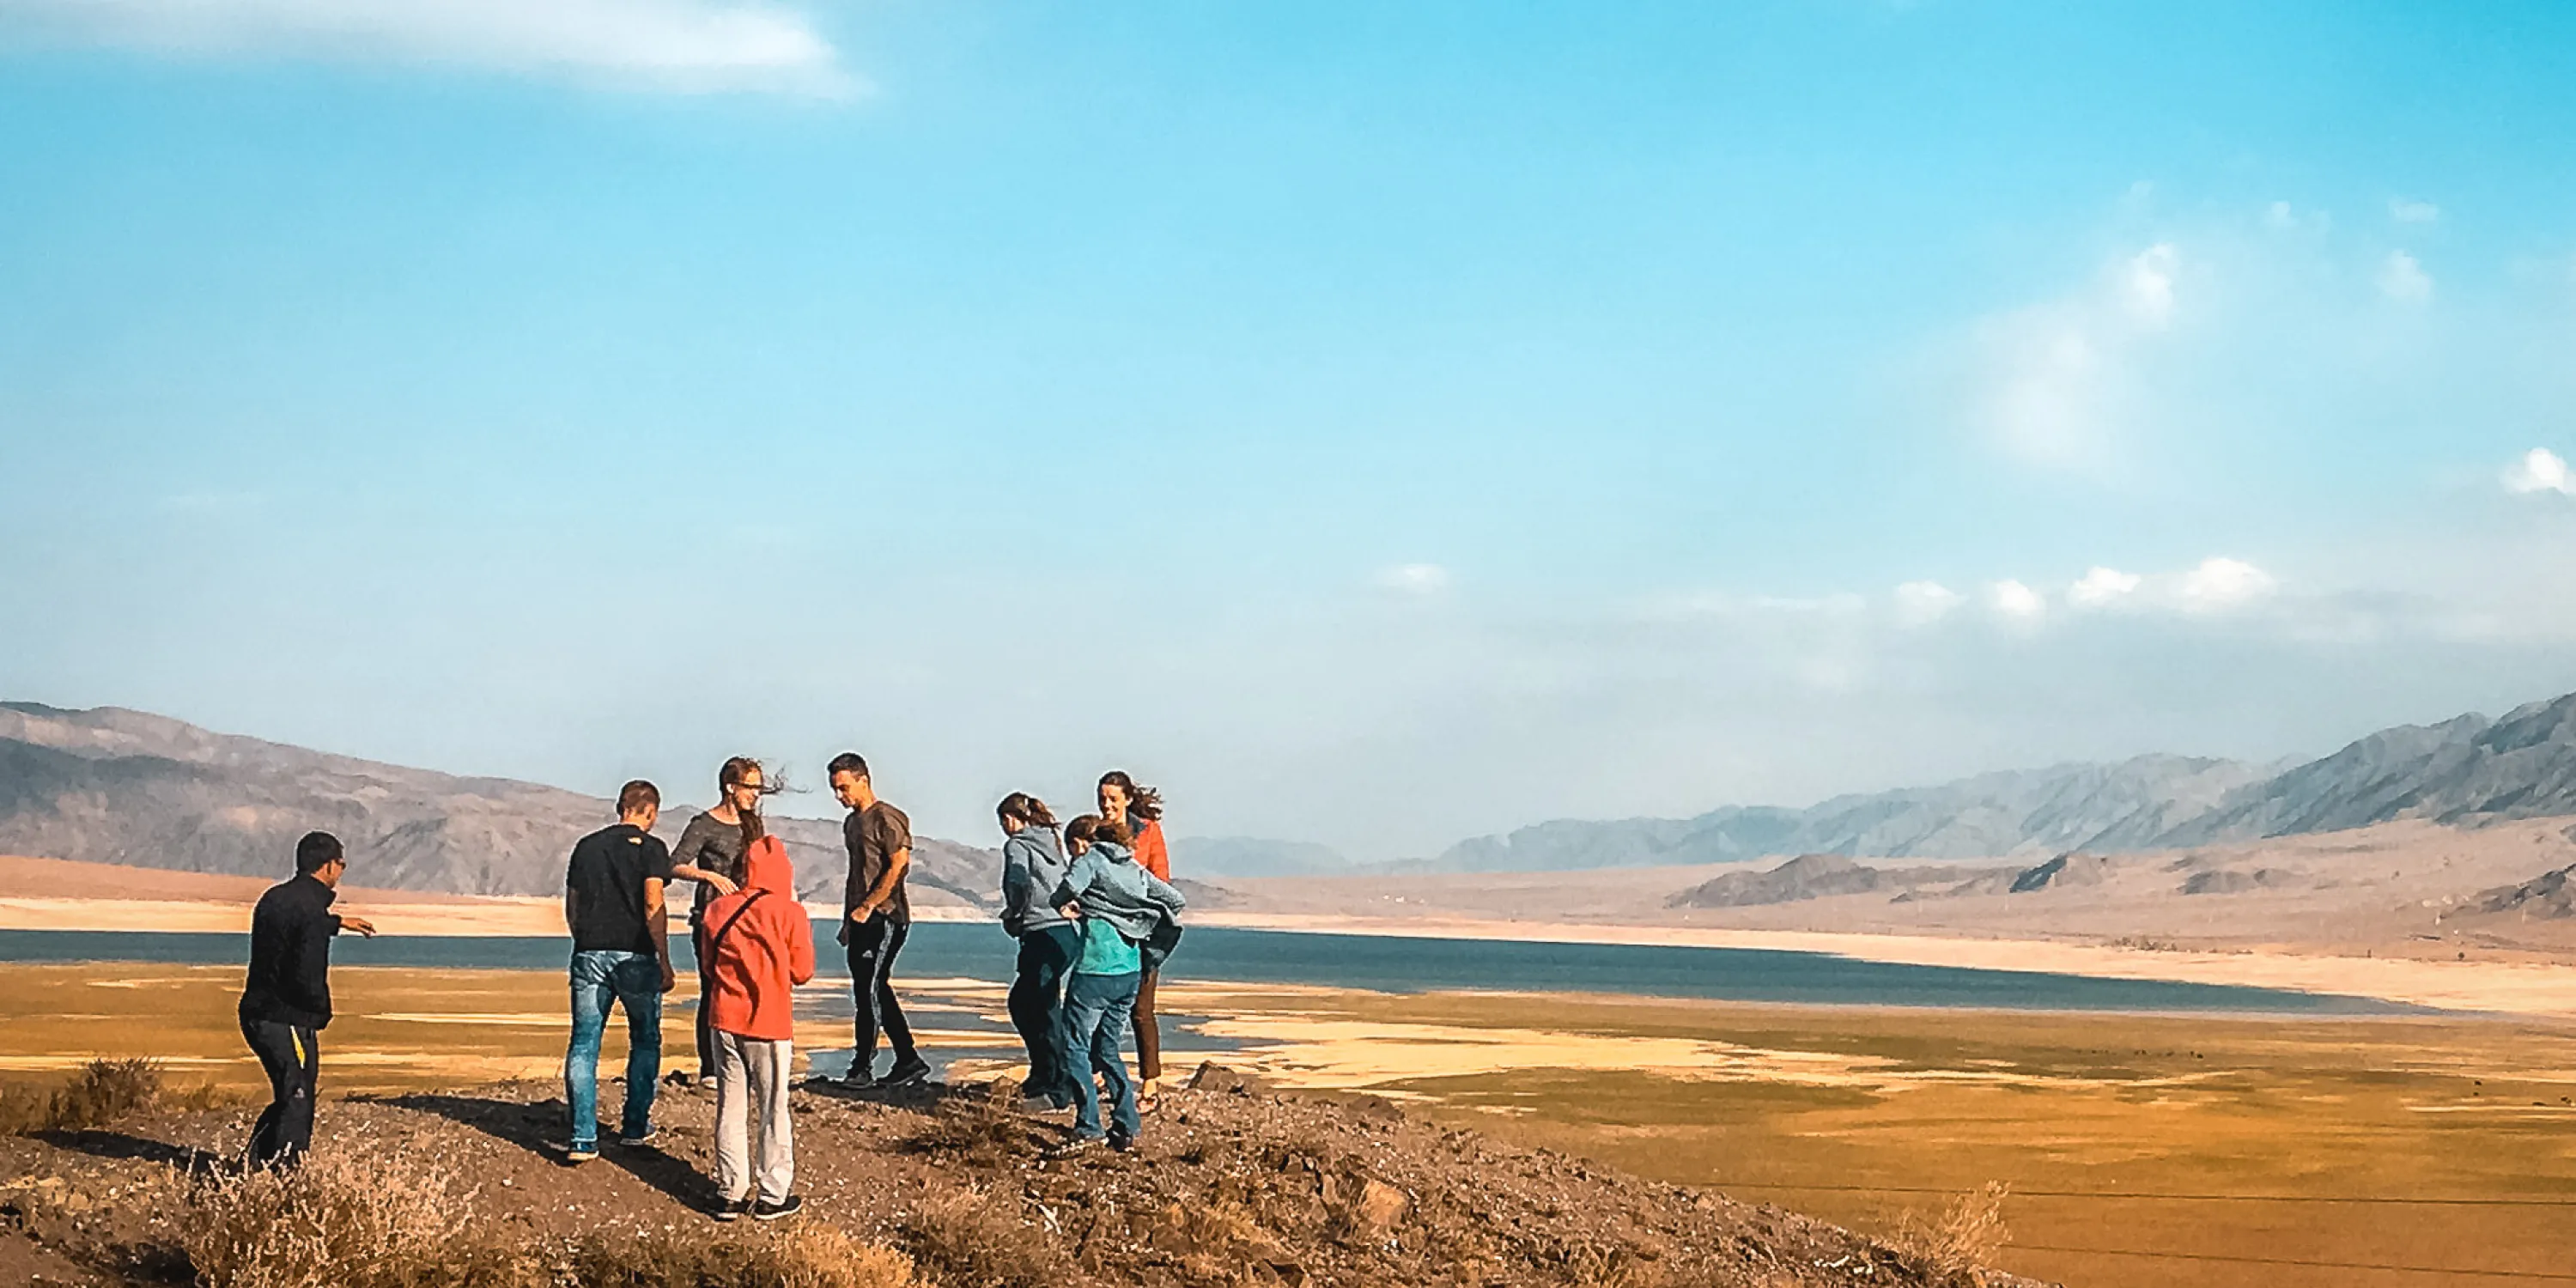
0 702 1000 903
13 690 2576 892
1425 690 2576 872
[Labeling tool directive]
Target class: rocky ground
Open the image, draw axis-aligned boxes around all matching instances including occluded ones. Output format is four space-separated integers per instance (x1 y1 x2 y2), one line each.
0 1063 2045 1287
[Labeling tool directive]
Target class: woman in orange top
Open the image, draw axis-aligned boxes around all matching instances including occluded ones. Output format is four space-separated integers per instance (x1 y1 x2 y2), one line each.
1097 770 1170 1110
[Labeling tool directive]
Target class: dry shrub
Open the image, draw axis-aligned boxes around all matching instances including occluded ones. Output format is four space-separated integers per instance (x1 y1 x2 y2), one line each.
1890 1182 2010 1285
569 1222 917 1288
179 1145 535 1288
897 1096 1030 1168
0 1059 169 1134
903 1185 1079 1288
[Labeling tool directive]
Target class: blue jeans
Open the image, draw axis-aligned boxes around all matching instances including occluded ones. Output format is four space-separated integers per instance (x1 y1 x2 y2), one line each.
1064 969 1142 1143
566 950 663 1148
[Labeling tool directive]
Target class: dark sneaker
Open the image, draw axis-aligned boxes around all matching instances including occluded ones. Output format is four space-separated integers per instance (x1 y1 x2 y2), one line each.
1042 1136 1103 1161
882 1058 933 1088
564 1144 598 1165
713 1198 751 1223
753 1195 804 1222
1108 1134 1136 1153
617 1127 657 1147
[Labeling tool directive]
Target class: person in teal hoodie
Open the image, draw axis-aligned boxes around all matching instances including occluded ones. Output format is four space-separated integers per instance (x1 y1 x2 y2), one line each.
1044 814 1186 1156
996 793 1078 1111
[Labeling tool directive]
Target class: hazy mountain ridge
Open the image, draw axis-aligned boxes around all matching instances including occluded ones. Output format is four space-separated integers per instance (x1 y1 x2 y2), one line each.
1433 690 2576 872
0 702 1001 903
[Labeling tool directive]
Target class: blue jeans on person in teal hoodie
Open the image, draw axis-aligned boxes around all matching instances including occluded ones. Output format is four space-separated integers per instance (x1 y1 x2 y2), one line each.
1063 969 1142 1143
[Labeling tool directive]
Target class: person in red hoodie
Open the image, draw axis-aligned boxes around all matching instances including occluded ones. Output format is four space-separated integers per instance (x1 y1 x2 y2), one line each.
699 832 815 1222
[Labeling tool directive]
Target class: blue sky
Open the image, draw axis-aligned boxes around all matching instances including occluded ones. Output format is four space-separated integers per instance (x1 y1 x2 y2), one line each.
5 1 2576 856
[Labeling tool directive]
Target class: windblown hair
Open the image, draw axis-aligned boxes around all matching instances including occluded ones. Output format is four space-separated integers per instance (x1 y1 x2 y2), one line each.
1092 817 1134 847
1064 814 1103 851
1097 770 1163 823
718 756 781 854
996 792 1058 830
616 780 660 817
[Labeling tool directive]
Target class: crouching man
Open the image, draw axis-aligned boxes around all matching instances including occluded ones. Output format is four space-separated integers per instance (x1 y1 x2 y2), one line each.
701 830 815 1220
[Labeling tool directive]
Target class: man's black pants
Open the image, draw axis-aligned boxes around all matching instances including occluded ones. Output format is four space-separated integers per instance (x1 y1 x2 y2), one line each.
845 914 918 1079
240 1015 319 1168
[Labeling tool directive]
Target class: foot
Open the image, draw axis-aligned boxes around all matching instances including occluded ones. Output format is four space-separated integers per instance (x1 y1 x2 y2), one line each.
882 1057 932 1088
697 1075 718 1091
1042 1135 1103 1161
617 1127 656 1147
563 1144 598 1165
816 1071 877 1091
713 1197 751 1223
753 1195 805 1222
1138 1078 1162 1114
1108 1134 1136 1153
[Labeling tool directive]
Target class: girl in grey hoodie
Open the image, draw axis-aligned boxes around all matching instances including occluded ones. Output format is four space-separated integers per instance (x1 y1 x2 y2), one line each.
996 793 1078 1110
1045 814 1186 1155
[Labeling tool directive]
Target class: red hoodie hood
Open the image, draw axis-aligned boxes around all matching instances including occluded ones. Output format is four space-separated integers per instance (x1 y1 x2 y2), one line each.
742 834 796 897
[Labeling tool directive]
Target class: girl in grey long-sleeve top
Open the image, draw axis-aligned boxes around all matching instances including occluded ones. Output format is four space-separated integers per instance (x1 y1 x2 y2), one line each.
997 793 1083 1110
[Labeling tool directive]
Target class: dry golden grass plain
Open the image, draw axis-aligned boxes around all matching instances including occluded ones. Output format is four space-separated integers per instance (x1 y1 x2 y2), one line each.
4 963 2574 1286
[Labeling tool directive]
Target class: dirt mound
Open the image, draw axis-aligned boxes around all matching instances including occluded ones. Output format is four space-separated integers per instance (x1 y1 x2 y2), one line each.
2464 863 2576 920
1668 855 2019 909
0 1062 2048 1287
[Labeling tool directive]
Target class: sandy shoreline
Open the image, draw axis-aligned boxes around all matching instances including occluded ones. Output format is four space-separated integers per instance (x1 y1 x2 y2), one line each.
8 890 2576 1018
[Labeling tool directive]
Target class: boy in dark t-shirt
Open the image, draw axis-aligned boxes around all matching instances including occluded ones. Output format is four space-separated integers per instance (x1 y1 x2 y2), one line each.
561 780 682 1161
827 752 927 1089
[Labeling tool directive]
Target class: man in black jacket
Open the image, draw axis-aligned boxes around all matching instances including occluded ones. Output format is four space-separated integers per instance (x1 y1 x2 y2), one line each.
239 831 377 1167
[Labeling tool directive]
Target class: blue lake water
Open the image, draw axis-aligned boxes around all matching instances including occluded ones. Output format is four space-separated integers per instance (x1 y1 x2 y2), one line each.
0 921 2411 1015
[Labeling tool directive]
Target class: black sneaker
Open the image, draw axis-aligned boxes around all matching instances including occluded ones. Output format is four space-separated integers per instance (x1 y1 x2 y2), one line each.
882 1058 933 1088
1108 1134 1136 1153
617 1127 657 1147
753 1195 804 1222
713 1198 751 1223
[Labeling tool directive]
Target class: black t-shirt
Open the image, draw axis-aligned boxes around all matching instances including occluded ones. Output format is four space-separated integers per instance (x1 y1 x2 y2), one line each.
565 823 674 955
843 800 913 926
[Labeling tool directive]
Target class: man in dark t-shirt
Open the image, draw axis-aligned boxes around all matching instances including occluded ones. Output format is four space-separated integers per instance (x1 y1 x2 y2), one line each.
827 751 927 1089
240 830 378 1168
561 780 676 1161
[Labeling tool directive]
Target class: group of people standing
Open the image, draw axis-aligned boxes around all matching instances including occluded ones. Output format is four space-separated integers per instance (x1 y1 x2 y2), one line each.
234 752 1188 1223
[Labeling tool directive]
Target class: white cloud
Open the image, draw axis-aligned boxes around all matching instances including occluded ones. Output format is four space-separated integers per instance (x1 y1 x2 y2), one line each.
1892 580 1964 628
2378 250 2433 304
1965 243 2190 472
2504 447 2575 496
2066 566 2143 608
2389 198 2442 225
2118 243 2180 327
1988 580 2046 621
1375 563 1452 595
0 0 856 96
2169 556 2276 613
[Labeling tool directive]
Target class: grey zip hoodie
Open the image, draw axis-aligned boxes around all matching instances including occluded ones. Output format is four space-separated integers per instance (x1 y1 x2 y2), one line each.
1052 839 1187 943
999 825 1071 937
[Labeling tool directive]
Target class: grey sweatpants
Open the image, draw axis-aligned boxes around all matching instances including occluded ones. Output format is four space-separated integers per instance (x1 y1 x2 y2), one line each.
713 1032 794 1205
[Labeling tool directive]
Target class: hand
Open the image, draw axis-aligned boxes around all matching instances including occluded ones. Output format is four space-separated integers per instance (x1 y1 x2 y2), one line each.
659 963 677 993
848 903 875 925
702 873 739 896
340 915 379 939
1056 904 1080 921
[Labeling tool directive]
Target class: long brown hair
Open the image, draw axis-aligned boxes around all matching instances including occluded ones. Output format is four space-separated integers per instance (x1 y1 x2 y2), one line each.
719 756 782 854
1097 770 1163 823
996 792 1058 830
